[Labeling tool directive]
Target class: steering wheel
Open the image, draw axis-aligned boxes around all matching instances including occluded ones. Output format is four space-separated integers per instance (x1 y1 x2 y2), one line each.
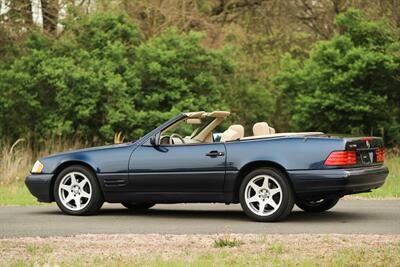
160 135 170 145
169 133 185 144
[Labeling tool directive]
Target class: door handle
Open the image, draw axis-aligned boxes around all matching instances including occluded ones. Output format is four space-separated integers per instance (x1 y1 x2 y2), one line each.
206 150 224 157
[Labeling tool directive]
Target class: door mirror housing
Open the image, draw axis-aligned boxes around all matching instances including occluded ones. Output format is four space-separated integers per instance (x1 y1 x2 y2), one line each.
150 134 160 147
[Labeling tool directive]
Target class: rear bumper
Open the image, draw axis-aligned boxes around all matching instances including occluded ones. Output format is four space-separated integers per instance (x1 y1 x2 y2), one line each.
288 165 389 199
25 174 54 202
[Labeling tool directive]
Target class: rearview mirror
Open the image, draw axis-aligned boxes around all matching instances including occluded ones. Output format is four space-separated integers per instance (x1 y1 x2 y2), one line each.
186 118 202 124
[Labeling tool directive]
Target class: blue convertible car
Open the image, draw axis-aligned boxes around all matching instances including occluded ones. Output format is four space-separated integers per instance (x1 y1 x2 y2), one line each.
26 111 388 221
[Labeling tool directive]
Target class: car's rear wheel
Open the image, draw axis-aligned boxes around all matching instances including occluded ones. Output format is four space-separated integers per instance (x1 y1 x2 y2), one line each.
239 168 294 222
54 165 103 215
296 198 340 212
121 203 155 210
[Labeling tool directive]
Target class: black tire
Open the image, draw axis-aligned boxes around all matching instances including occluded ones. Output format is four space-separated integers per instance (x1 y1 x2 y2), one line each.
296 198 340 212
121 203 155 210
53 165 104 215
239 168 295 222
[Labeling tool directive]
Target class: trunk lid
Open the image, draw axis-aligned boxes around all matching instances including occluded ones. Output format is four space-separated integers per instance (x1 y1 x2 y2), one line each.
345 137 384 166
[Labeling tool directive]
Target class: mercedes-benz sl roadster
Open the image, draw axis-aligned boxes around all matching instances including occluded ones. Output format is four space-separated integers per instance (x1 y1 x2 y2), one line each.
26 111 388 221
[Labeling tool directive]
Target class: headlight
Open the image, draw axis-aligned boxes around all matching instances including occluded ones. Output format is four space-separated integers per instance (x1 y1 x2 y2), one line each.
31 160 44 173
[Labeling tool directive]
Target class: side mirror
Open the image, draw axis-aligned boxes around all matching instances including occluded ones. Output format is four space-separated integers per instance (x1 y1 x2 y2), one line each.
150 134 159 147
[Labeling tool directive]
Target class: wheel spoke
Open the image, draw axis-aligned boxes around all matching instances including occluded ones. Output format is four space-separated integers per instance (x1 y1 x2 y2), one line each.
246 195 259 204
64 193 74 203
70 173 78 185
258 201 266 213
79 179 88 188
80 190 90 199
269 188 280 196
249 182 260 191
75 196 81 209
261 176 269 189
60 184 71 192
267 198 278 209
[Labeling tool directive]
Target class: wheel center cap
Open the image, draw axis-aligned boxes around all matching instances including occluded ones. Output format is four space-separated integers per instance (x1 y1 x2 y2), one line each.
259 189 270 199
72 185 80 194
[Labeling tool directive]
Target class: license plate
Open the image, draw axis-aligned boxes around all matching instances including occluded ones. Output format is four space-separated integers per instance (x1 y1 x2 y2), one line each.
360 151 374 164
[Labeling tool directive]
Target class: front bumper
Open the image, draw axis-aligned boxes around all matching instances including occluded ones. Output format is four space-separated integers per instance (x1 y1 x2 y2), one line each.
288 165 389 199
25 174 54 202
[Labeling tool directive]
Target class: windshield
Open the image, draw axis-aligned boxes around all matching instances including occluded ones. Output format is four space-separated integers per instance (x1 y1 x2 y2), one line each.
190 116 215 138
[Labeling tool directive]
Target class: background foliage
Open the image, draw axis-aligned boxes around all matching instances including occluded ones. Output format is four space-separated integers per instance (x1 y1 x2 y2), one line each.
274 10 400 146
0 1 399 145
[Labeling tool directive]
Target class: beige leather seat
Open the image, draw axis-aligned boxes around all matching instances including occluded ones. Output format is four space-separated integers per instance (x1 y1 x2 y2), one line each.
229 124 244 138
253 122 275 136
220 124 244 142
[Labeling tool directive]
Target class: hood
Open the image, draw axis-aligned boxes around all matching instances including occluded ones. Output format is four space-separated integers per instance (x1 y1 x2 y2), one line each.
41 142 134 159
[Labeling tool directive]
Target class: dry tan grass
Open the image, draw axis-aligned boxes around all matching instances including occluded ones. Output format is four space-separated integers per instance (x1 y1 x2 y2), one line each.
114 132 125 144
0 138 84 185
0 139 32 185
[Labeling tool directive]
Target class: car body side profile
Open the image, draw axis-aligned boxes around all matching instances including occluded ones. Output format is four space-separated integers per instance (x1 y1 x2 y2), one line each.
26 111 389 221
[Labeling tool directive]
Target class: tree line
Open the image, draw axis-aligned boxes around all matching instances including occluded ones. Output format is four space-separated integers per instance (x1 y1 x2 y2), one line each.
0 1 399 146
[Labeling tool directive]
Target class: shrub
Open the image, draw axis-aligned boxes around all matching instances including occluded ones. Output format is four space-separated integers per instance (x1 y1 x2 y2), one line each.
0 13 233 143
274 9 400 146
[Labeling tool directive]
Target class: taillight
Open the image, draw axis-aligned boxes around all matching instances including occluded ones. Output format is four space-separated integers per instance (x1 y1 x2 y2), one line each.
376 148 385 162
324 151 357 166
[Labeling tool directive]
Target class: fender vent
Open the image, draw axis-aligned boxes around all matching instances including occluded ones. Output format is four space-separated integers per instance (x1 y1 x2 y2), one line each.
103 178 127 188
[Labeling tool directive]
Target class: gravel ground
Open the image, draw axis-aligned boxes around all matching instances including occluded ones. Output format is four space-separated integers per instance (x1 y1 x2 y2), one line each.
1 233 400 264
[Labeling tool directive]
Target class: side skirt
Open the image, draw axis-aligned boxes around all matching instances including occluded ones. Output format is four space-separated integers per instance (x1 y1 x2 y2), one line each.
104 191 234 203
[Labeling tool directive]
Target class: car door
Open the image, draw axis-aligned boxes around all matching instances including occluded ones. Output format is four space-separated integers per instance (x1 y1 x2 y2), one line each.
128 142 226 194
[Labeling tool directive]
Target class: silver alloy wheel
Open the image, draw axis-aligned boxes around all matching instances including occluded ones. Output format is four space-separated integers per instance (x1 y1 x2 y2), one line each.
58 171 92 211
244 174 282 216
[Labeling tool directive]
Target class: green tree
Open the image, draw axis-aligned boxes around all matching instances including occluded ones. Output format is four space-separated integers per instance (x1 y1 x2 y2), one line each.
0 13 234 143
0 14 142 142
131 28 233 137
274 9 400 145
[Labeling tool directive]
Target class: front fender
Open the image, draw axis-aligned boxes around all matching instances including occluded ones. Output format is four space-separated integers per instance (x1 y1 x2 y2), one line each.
40 154 98 174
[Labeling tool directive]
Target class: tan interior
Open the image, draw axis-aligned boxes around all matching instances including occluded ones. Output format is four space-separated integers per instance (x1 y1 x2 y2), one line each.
253 122 276 136
161 111 323 145
220 124 244 142
253 122 269 136
240 132 324 140
229 124 244 138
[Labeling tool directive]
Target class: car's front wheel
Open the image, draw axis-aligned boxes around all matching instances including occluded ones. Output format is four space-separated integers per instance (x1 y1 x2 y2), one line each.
296 198 340 212
122 203 155 210
239 168 294 222
54 165 103 215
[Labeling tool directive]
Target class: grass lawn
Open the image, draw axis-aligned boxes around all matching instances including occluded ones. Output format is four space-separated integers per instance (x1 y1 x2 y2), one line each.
1 234 399 267
0 156 398 206
0 182 44 206
356 156 400 198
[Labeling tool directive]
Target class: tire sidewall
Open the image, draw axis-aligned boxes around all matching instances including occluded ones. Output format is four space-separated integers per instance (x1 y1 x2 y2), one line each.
122 203 155 210
53 165 103 215
296 198 340 212
239 168 294 222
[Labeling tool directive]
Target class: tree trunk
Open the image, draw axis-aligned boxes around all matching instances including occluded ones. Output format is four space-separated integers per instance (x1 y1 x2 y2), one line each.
42 0 58 33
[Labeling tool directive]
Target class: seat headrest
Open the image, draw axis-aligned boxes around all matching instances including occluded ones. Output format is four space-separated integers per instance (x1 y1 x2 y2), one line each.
228 124 244 138
220 129 240 142
253 122 270 136
269 127 276 134
220 124 245 142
